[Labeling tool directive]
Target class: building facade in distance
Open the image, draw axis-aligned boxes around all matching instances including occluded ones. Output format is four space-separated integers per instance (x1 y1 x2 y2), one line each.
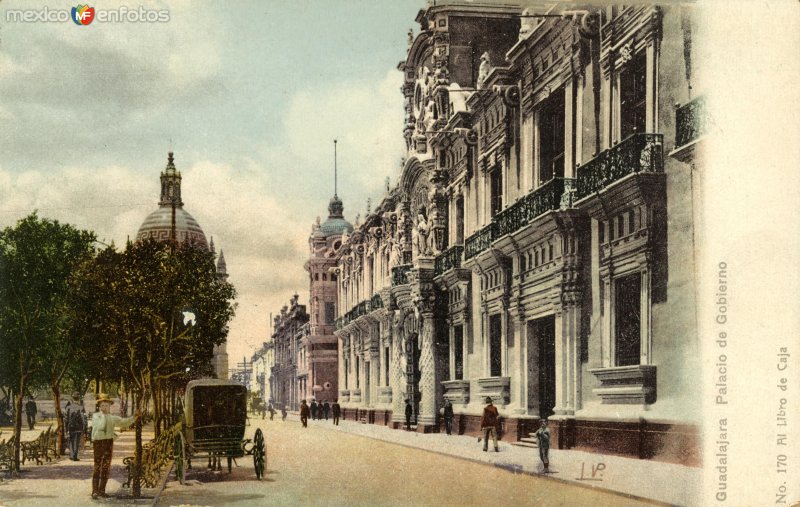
268 295 310 411
333 1 705 465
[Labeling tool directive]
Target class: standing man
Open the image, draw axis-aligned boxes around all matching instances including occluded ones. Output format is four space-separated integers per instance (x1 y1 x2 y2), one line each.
535 419 550 472
281 405 288 421
480 397 499 452
310 399 318 421
25 396 37 430
64 392 87 461
331 399 341 426
442 399 454 436
91 394 136 499
322 400 330 421
404 399 413 431
299 399 309 428
268 402 275 421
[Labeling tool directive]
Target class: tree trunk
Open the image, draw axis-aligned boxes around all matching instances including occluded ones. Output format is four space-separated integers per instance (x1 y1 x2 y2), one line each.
132 393 143 498
12 381 25 476
52 384 65 455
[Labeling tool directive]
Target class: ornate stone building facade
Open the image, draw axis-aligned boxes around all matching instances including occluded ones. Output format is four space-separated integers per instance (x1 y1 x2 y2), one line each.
268 295 310 411
333 2 704 465
136 152 230 379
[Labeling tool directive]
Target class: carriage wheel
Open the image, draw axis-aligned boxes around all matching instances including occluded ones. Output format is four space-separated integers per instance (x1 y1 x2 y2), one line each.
253 428 266 480
174 432 186 484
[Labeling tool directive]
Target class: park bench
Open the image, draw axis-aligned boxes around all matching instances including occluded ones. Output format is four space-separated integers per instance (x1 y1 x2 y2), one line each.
0 435 15 473
20 425 56 465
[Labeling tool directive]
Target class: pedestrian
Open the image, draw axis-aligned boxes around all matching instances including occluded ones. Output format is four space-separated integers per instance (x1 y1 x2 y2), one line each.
535 419 550 472
281 405 288 421
299 399 309 428
443 399 454 435
91 394 136 499
64 392 87 461
405 399 413 431
480 397 499 452
310 399 318 420
25 396 37 430
331 399 341 425
268 403 275 421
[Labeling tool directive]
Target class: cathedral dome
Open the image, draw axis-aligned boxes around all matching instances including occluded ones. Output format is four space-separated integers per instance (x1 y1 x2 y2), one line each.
135 152 209 250
136 206 208 249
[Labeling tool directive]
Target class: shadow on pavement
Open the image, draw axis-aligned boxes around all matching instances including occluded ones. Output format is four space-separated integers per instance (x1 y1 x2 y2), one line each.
156 492 266 506
3 463 95 480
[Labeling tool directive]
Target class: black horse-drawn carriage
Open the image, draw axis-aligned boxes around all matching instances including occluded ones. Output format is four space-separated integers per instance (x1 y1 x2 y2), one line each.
173 379 266 482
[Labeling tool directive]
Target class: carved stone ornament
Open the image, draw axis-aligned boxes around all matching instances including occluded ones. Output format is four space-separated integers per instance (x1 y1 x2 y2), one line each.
477 52 492 90
619 42 634 64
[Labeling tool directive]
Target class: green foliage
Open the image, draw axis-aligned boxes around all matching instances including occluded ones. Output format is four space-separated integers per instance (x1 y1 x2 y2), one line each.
0 212 96 393
69 238 236 393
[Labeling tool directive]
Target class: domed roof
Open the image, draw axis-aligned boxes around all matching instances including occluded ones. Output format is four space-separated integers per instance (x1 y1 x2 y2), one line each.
136 206 208 249
319 195 353 237
135 152 209 250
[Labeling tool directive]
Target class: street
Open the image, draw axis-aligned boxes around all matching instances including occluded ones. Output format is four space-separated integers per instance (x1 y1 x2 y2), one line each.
155 416 656 507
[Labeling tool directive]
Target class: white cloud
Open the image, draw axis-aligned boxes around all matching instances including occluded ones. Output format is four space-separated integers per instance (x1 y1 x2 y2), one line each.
0 21 408 364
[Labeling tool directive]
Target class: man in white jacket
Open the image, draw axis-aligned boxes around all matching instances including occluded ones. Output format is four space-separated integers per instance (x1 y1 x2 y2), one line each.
90 394 135 499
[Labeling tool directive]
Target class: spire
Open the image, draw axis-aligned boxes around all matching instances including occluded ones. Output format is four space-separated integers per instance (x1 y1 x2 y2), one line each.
209 236 216 254
216 250 229 281
328 139 344 218
334 139 338 199
159 151 183 207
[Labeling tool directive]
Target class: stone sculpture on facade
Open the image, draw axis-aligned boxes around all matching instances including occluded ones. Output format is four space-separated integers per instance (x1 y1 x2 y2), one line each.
477 52 492 89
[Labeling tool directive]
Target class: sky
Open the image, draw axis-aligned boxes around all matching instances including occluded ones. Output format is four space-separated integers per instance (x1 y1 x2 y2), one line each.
0 0 421 366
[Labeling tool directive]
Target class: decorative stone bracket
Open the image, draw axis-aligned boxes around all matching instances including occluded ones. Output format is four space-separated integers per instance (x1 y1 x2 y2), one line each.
378 386 393 404
442 379 470 405
476 376 511 405
589 365 657 404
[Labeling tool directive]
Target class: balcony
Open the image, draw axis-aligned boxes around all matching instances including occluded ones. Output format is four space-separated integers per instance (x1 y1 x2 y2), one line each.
434 245 464 276
370 293 384 311
575 133 663 200
675 95 708 148
391 264 412 286
464 222 497 260
495 177 569 238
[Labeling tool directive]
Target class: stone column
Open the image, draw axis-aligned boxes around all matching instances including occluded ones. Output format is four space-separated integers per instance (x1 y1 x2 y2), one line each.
553 301 581 416
417 311 437 426
369 347 379 408
511 307 527 414
391 312 406 425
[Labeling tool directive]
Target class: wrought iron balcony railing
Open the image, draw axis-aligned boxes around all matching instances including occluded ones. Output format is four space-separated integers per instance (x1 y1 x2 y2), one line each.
675 95 707 148
575 133 663 200
370 293 383 310
434 245 464 276
494 177 569 239
464 222 497 260
391 264 412 286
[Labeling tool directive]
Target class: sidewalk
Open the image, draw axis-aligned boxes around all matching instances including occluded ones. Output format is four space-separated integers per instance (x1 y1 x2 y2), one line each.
0 421 157 506
299 414 701 507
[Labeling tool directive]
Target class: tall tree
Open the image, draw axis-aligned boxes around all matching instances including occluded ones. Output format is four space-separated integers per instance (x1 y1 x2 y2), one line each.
0 213 95 474
70 238 236 496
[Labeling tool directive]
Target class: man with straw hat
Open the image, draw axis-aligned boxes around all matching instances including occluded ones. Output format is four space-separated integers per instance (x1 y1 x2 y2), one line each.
90 394 135 499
